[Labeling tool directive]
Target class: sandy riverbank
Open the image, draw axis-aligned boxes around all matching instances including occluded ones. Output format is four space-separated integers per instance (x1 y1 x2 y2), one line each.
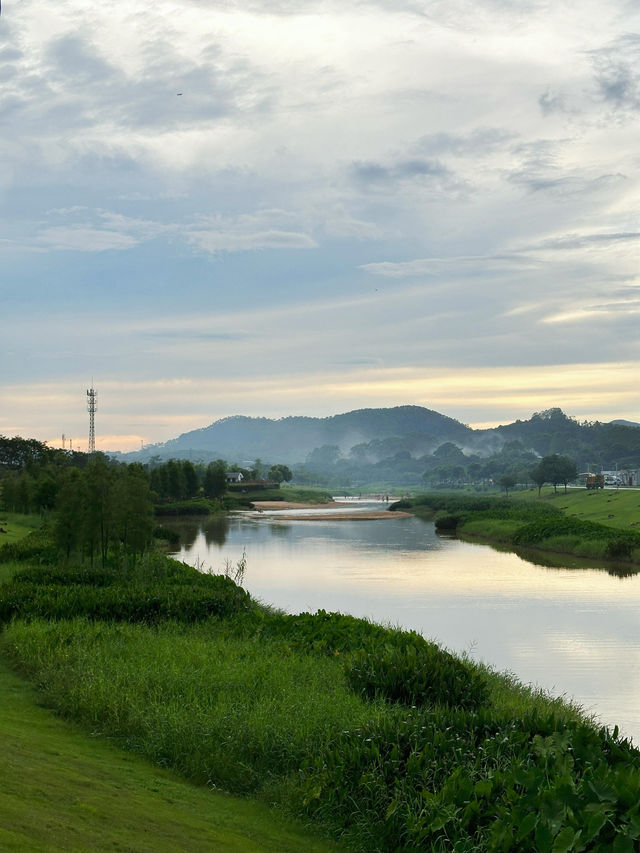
250 500 345 511
248 500 410 520
274 511 412 521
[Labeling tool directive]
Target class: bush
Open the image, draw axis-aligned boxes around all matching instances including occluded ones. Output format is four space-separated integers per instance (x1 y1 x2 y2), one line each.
606 539 634 560
154 499 220 516
345 642 488 711
298 708 640 852
434 512 461 531
0 528 56 563
0 559 251 626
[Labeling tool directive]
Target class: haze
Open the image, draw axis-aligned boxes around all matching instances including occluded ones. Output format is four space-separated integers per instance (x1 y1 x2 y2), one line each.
1 0 639 451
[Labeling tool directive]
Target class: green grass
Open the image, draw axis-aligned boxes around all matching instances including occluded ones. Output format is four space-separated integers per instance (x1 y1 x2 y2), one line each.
0 515 43 582
0 658 342 853
0 618 387 798
4 608 639 852
516 486 640 531
0 512 42 545
3 522 640 849
397 491 640 567
235 486 334 504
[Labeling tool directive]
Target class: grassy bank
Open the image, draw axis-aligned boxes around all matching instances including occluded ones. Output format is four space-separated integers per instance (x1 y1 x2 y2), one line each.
393 492 640 568
228 485 334 506
516 486 640 532
0 659 342 853
2 523 640 850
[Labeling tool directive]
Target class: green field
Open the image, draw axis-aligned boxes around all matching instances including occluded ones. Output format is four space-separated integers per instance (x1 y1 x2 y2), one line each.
516 486 640 531
0 512 42 545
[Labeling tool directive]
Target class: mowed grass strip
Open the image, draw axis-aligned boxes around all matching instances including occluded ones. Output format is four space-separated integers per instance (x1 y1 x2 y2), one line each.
0 660 342 853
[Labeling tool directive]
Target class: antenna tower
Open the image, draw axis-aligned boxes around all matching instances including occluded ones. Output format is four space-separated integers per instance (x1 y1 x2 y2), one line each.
87 386 98 453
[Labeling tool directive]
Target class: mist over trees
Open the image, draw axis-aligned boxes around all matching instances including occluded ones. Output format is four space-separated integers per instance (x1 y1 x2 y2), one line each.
113 407 640 489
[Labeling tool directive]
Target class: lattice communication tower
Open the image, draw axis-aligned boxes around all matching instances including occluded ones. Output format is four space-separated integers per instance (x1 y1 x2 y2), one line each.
87 386 98 453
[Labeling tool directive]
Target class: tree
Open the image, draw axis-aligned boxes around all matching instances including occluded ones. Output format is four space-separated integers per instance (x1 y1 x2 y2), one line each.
553 455 578 494
268 464 293 483
165 459 186 501
536 454 578 494
182 460 200 498
530 462 547 496
498 473 517 496
203 460 228 499
54 469 84 558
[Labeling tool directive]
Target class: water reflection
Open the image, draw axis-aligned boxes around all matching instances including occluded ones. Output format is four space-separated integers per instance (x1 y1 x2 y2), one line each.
169 515 230 549
167 508 640 743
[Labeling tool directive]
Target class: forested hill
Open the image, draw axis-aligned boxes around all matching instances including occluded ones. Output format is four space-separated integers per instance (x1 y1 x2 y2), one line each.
117 406 640 480
126 406 473 465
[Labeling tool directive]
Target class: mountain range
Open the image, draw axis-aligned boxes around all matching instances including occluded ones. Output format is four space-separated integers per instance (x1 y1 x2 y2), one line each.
119 406 640 483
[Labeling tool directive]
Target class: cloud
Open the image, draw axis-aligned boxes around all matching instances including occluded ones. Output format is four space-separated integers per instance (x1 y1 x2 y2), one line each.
413 127 514 157
187 229 317 253
351 158 450 183
37 226 139 252
360 254 538 278
3 0 640 444
526 231 640 252
590 34 640 111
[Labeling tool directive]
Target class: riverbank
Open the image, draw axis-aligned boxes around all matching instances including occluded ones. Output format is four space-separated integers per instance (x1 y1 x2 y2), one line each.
250 500 412 520
0 658 341 853
274 510 412 521
251 500 344 511
1 521 640 850
392 492 640 569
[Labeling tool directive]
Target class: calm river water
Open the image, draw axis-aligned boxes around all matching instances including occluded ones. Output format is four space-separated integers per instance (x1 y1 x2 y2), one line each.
169 500 640 744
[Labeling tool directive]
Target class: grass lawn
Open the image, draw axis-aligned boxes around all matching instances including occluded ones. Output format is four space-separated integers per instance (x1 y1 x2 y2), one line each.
0 660 341 853
515 486 640 531
0 512 42 546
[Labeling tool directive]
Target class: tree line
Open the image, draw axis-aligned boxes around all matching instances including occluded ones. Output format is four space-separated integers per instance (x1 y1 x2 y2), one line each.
54 457 154 567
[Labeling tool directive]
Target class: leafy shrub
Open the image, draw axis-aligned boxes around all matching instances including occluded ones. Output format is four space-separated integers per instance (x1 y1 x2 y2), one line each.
154 499 220 516
0 558 251 626
514 516 640 554
245 609 396 654
229 610 488 711
434 512 461 531
606 539 634 560
345 642 488 711
298 708 640 852
153 524 180 545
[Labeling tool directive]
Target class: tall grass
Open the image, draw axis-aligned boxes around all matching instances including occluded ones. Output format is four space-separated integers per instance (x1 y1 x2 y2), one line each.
2 614 640 851
2 531 640 850
0 618 384 796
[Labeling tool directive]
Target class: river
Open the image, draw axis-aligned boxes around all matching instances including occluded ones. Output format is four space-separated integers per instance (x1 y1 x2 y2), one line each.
169 499 640 744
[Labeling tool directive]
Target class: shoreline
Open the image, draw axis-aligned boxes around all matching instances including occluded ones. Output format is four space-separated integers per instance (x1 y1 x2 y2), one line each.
250 500 344 511
272 510 412 521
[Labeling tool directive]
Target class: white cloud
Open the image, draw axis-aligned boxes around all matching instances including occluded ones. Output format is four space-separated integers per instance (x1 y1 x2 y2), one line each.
3 0 640 441
37 226 139 252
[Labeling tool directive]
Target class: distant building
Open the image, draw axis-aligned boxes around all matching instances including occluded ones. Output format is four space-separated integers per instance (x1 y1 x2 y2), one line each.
226 472 244 484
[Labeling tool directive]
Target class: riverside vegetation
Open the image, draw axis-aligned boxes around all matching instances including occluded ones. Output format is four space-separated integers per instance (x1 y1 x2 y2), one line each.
2 443 640 850
392 491 640 568
2 519 640 849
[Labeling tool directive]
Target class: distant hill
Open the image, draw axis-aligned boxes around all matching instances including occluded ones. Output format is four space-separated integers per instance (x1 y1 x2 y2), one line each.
123 406 473 465
611 419 640 428
117 405 640 486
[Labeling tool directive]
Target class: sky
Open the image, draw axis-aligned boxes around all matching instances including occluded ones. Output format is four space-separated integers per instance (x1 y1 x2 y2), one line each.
1 0 639 452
